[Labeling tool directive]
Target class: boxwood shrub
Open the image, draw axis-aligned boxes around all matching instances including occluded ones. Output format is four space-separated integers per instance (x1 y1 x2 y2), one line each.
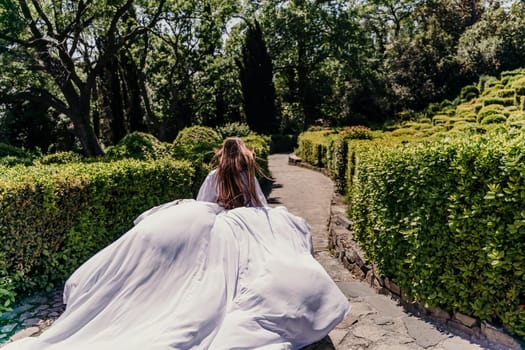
347 134 525 338
0 159 199 314
478 104 506 123
105 132 170 160
482 97 515 107
172 125 222 164
481 114 507 125
295 129 338 168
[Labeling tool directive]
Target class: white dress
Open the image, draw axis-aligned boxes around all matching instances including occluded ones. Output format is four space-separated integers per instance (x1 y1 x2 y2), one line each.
3 171 350 350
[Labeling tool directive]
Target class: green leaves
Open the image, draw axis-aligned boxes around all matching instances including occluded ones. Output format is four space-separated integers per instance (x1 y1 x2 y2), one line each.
0 158 199 312
342 132 525 337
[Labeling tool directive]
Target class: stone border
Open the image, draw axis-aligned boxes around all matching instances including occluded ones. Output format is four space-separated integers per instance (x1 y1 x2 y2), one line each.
289 154 523 350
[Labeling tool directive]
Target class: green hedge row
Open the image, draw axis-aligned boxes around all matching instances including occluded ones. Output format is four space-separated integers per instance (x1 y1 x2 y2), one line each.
295 129 337 168
295 127 374 193
0 159 199 313
347 134 525 338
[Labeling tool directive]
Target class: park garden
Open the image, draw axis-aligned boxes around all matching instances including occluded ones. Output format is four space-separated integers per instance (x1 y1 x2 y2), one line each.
1 0 525 344
295 68 525 339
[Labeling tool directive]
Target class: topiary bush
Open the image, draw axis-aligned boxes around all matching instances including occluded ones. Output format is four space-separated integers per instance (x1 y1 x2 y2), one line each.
511 77 525 96
481 114 507 125
460 85 479 101
172 126 222 164
347 134 525 339
38 151 84 165
478 104 506 123
432 115 453 125
341 125 373 140
105 132 170 161
295 130 337 168
215 122 252 139
494 89 516 98
482 97 515 107
478 75 499 93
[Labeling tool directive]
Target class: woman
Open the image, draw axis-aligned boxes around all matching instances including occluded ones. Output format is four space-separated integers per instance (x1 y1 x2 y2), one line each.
3 137 349 350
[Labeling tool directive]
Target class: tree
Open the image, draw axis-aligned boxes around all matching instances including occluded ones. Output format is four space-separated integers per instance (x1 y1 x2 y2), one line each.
456 1 525 79
0 0 166 156
237 19 277 134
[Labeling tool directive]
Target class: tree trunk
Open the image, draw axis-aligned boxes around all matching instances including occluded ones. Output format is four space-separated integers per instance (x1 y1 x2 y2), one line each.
121 50 146 132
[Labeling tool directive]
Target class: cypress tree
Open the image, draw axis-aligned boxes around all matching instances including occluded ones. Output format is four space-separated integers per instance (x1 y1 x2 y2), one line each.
238 20 278 134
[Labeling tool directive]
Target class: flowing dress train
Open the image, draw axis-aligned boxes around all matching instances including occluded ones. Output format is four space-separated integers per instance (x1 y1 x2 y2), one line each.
3 175 350 349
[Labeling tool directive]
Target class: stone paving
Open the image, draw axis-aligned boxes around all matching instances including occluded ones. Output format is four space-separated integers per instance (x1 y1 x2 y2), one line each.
0 153 521 349
0 289 64 346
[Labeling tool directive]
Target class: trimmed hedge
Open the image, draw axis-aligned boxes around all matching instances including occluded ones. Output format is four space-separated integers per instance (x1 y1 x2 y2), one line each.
0 159 199 313
105 132 170 161
215 122 252 139
295 129 338 168
172 126 222 164
38 151 84 165
347 134 525 338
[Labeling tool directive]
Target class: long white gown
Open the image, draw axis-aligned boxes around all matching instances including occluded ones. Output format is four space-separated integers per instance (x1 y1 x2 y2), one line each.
3 170 350 350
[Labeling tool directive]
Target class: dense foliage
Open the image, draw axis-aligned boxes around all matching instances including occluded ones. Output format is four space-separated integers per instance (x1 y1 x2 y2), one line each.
0 129 271 315
0 159 198 314
348 134 525 338
2 1 525 155
294 68 525 339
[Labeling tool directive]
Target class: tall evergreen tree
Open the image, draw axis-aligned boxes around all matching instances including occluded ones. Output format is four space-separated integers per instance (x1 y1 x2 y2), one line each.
237 20 278 134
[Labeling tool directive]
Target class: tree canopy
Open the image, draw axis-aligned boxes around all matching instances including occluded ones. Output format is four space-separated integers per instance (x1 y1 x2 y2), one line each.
1 0 525 155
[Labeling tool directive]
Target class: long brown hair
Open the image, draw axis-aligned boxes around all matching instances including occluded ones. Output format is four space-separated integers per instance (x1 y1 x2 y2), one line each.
212 137 264 209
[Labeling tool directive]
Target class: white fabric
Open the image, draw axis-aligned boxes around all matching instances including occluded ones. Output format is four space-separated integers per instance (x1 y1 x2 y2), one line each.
196 169 268 207
4 180 349 350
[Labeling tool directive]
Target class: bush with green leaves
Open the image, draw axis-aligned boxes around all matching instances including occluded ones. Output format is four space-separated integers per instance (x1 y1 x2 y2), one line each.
478 75 499 93
482 97 515 107
0 156 33 167
481 114 507 125
172 126 222 164
511 77 525 96
295 129 338 168
0 143 34 166
347 134 525 338
215 122 252 139
0 143 30 158
460 85 479 101
38 151 84 165
0 159 199 315
478 104 506 123
105 132 170 161
494 89 516 98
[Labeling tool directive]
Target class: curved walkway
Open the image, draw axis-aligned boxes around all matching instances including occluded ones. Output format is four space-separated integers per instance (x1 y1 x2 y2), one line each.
268 153 497 350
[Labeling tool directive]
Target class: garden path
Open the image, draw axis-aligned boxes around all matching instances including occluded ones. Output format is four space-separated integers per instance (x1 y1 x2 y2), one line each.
268 153 495 350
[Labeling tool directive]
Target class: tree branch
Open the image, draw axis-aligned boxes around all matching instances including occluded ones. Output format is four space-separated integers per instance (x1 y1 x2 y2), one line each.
0 32 33 47
18 0 42 39
2 88 70 116
30 0 55 34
